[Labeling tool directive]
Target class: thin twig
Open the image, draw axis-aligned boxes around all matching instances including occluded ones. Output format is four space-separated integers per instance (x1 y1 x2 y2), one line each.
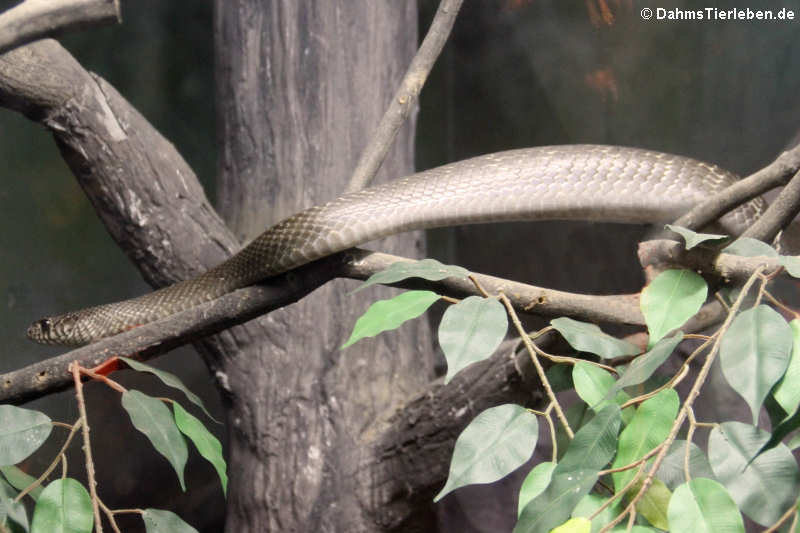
682 333 712 341
589 463 645 521
71 363 103 533
544 404 557 462
597 444 663 476
468 274 490 298
14 419 82 502
626 508 636 531
672 145 800 232
535 352 618 375
79 367 127 394
111 508 144 515
0 0 121 55
762 502 799 533
684 407 697 483
764 290 800 319
499 291 574 438
744 169 800 244
99 499 122 533
346 0 465 191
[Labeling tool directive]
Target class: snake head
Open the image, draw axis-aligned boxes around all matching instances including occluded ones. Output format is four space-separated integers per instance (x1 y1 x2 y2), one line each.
26 315 89 346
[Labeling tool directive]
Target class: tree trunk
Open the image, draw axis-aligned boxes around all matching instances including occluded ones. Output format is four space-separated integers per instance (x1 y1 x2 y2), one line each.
213 2 436 531
0 5 541 531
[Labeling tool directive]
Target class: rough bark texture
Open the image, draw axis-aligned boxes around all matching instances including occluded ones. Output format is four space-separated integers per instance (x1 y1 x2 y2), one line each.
214 2 438 531
0 7 544 532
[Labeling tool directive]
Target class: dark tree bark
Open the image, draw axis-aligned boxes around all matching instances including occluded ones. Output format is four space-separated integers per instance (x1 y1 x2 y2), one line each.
0 3 544 532
213 2 438 531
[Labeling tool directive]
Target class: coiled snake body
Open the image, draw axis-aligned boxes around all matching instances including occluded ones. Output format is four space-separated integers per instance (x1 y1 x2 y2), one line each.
27 145 763 345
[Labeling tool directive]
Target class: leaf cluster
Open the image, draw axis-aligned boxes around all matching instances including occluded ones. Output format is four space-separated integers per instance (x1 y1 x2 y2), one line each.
0 357 224 532
344 231 800 532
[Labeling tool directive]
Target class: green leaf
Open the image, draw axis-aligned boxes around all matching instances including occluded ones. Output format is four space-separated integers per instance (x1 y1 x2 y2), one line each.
572 362 614 407
342 290 439 348
1 466 42 501
667 478 744 533
353 258 469 292
655 440 715 490
605 333 683 400
571 364 635 425
517 462 556 517
758 403 800 458
438 296 507 383
572 362 628 412
172 403 227 497
0 406 51 466
434 404 537 502
30 479 92 533
664 224 728 250
546 364 574 393
142 508 199 533
559 404 622 472
720 305 793 424
633 477 671 530
611 389 679 491
119 357 218 422
555 403 591 462
0 477 28 532
550 317 639 359
121 390 188 491
575 503 657 533
515 469 598 533
571 493 622 533
551 517 591 533
2 498 28 532
640 269 707 346
765 391 789 430
773 319 800 416
723 237 778 257
780 255 800 278
708 422 800 526
0 473 18 501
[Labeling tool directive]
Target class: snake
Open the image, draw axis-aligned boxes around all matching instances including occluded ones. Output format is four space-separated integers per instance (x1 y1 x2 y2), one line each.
26 144 764 346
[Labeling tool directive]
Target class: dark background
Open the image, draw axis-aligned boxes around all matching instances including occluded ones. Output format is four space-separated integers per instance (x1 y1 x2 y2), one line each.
2 1 799 531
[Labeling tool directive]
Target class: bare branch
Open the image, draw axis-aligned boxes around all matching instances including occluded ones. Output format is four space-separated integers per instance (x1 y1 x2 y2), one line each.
0 39 238 289
345 0 464 192
638 239 783 279
344 250 644 325
0 0 121 56
0 248 646 404
743 169 800 243
671 145 800 232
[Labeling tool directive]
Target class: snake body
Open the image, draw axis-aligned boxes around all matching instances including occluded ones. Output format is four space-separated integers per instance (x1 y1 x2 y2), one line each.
27 145 763 345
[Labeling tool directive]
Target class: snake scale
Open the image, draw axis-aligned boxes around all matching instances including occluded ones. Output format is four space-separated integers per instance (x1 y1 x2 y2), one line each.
26 144 763 345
